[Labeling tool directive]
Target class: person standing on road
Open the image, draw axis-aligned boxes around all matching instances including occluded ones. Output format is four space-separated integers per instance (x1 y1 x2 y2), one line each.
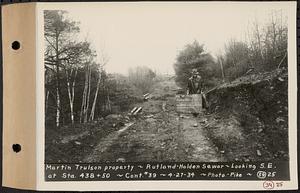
187 68 208 109
187 69 203 94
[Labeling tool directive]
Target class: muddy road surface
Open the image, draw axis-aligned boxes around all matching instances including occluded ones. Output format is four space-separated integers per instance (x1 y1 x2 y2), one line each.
84 79 226 162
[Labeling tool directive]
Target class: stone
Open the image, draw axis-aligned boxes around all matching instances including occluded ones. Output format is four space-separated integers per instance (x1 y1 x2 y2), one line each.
257 150 262 156
74 141 81 145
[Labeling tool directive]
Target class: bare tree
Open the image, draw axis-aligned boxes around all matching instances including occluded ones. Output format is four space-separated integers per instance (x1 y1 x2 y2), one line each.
80 63 92 123
89 52 109 121
62 41 94 124
216 54 225 82
44 10 80 127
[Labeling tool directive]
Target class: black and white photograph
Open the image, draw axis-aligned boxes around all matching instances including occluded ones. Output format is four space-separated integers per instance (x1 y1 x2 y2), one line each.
1 1 297 191
42 2 294 183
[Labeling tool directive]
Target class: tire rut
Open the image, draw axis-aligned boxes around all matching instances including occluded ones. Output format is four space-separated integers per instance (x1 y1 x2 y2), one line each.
180 116 226 162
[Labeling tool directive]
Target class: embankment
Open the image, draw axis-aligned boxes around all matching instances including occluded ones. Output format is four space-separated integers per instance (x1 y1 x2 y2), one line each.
205 69 289 161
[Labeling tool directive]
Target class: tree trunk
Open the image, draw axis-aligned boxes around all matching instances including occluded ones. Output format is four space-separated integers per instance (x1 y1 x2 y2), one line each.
80 65 92 124
106 94 111 112
84 66 92 123
271 13 278 55
71 69 77 123
255 22 264 61
219 58 225 82
55 87 60 127
45 90 49 114
55 64 61 127
89 73 101 121
66 68 77 125
80 66 88 123
55 30 61 127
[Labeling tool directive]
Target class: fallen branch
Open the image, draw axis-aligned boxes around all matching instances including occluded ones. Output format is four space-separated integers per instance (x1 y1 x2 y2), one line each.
130 107 138 114
203 120 217 128
133 107 143 115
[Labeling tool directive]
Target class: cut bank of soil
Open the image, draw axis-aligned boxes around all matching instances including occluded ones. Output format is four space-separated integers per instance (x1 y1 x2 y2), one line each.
205 69 289 161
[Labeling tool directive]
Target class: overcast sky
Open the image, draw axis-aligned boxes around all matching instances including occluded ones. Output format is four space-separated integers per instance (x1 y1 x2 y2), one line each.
56 2 292 75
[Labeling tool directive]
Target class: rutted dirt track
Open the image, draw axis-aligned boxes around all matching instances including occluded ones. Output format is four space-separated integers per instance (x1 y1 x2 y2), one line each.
46 69 288 163
84 79 225 162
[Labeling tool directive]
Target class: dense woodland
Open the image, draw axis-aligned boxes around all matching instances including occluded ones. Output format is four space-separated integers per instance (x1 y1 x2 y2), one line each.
45 10 287 128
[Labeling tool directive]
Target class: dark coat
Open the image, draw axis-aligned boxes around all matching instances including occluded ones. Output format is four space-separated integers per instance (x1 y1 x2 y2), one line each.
187 75 203 94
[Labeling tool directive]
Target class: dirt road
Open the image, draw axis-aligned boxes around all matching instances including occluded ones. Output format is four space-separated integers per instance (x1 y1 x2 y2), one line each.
84 78 226 162
46 70 289 163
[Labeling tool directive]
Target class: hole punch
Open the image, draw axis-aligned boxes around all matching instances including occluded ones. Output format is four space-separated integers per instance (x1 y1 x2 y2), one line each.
11 41 21 50
12 144 21 153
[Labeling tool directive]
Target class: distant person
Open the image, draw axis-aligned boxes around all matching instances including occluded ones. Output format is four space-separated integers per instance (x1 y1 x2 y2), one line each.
187 69 208 109
187 69 203 95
